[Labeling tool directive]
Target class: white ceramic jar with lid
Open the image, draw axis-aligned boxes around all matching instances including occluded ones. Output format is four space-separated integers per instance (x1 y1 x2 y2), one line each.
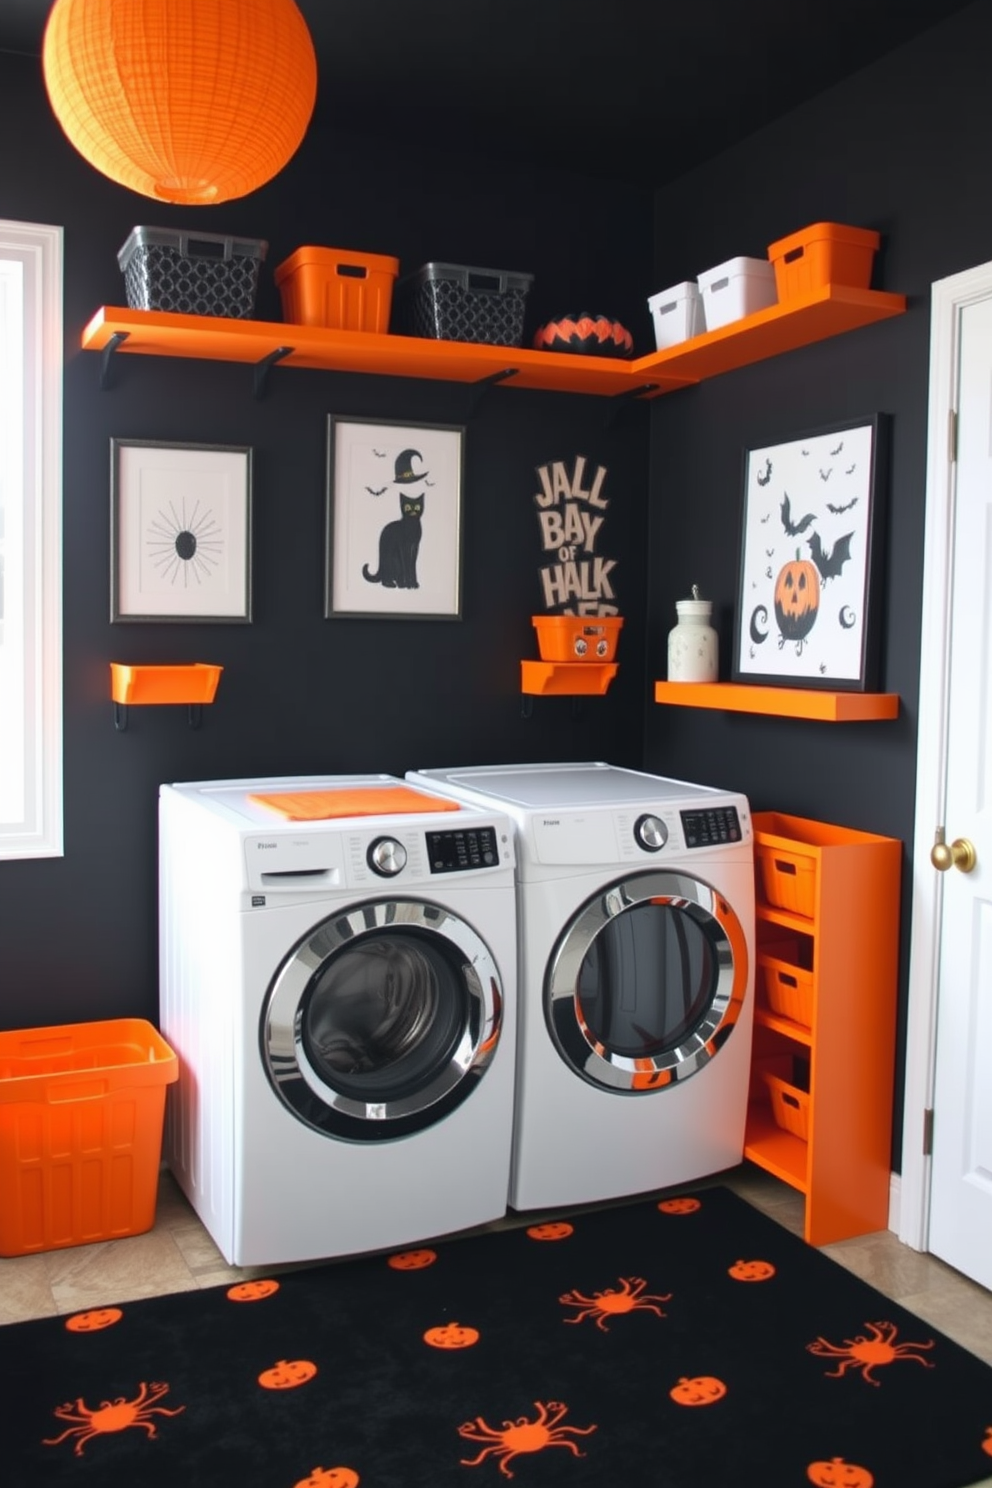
667 585 718 682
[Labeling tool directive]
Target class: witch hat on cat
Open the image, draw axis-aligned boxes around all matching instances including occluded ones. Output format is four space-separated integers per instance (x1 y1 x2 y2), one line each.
394 449 428 484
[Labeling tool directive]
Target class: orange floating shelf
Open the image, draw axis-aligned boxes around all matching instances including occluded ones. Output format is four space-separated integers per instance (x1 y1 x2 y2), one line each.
81 283 906 400
521 660 618 696
653 680 899 721
110 663 223 706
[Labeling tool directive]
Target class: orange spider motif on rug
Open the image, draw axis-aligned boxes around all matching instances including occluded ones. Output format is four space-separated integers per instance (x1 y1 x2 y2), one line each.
43 1380 185 1455
807 1319 936 1385
459 1399 596 1477
559 1274 672 1330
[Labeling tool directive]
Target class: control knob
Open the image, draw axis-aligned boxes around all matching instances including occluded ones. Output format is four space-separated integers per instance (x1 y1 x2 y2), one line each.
634 814 667 853
368 837 407 877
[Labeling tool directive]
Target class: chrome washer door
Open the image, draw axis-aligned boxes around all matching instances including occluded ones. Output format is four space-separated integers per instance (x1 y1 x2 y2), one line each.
546 871 748 1093
262 898 503 1140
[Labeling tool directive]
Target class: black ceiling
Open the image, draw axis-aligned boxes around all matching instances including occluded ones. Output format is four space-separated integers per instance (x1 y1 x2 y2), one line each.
0 0 974 185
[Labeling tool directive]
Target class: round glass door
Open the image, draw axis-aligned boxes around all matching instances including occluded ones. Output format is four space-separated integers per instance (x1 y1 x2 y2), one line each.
545 871 748 1093
262 898 503 1140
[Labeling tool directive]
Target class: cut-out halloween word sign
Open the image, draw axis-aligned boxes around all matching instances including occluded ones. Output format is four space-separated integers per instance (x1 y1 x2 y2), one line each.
534 455 619 615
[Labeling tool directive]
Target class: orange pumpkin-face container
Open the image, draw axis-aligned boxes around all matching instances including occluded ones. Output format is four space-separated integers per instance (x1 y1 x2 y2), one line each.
727 1258 776 1282
669 1374 728 1406
806 1457 874 1488
527 1222 574 1241
387 1248 437 1271
65 1307 123 1332
423 1322 480 1350
774 552 821 642
227 1278 280 1302
258 1358 318 1390
294 1468 360 1488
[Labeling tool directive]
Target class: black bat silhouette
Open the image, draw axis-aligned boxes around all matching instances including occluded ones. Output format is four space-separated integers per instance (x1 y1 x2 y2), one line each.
827 496 859 514
765 548 775 557
801 448 810 456
781 491 816 536
372 449 386 457
808 530 854 582
365 485 387 496
846 463 856 474
756 458 772 486
760 512 771 524
829 439 844 456
819 468 832 481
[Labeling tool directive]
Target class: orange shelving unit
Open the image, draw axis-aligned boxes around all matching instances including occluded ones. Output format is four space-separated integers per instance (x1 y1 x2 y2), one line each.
654 680 899 721
81 282 906 400
745 812 902 1246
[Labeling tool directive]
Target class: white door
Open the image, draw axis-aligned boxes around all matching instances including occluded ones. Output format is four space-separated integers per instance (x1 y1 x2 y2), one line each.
903 266 992 1290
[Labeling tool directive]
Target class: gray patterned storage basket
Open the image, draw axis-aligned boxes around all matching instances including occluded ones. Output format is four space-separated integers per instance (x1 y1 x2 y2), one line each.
400 262 534 346
118 227 268 318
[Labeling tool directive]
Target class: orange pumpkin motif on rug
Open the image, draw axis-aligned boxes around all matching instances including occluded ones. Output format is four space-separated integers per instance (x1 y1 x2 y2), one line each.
258 1358 318 1390
294 1468 360 1488
64 1307 123 1332
984 1426 992 1458
387 1248 437 1270
807 1457 874 1487
657 1197 701 1215
459 1399 596 1477
227 1278 280 1302
728 1258 776 1282
559 1275 672 1331
669 1375 727 1406
43 1381 185 1455
424 1322 479 1350
526 1222 574 1241
806 1319 935 1385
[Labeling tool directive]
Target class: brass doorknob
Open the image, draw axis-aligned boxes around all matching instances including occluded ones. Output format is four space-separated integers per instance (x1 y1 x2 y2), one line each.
931 827 977 873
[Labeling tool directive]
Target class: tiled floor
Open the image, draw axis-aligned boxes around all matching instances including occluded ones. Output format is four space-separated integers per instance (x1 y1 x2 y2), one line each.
3 1163 991 1483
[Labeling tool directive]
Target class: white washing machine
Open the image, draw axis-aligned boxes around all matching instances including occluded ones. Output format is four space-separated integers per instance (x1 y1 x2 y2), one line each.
406 761 755 1212
158 774 517 1266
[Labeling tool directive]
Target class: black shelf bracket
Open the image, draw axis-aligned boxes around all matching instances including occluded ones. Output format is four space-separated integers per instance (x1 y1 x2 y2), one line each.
604 382 661 428
254 345 294 399
468 367 518 415
100 331 130 389
114 701 205 732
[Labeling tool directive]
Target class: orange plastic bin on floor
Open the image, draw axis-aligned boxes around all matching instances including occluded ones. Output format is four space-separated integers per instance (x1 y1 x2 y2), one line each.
0 1018 178 1256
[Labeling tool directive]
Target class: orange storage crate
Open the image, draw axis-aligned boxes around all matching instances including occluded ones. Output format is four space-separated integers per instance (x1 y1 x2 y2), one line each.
755 842 817 918
759 952 814 1027
763 1070 810 1141
532 614 623 661
0 1018 178 1256
274 246 399 332
767 222 880 301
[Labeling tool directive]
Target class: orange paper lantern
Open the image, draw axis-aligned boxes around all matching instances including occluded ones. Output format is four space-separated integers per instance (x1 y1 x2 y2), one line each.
42 0 317 204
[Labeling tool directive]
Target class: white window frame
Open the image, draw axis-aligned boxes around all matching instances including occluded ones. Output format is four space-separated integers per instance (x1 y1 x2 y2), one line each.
0 220 63 859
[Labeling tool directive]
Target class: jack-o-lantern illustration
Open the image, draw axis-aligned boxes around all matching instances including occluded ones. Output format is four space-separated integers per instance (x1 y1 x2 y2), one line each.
227 1278 280 1302
258 1358 318 1391
806 1457 874 1488
774 551 821 644
423 1322 480 1350
387 1248 437 1271
669 1374 727 1406
527 1222 574 1241
65 1307 123 1333
294 1468 360 1488
657 1196 701 1215
728 1258 776 1283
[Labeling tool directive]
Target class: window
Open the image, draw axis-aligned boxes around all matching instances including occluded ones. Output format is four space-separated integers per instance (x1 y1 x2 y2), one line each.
0 220 62 859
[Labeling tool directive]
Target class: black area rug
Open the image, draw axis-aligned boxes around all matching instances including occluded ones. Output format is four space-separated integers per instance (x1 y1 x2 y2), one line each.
5 1187 992 1488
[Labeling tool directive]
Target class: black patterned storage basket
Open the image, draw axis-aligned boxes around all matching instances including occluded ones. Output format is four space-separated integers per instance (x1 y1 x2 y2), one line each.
118 227 268 318
400 262 534 345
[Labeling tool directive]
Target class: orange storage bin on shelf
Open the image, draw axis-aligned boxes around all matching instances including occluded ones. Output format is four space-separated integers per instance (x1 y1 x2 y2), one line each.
755 842 817 918
767 222 880 301
532 614 623 662
274 246 400 332
759 952 814 1028
0 1018 178 1256
763 1070 810 1141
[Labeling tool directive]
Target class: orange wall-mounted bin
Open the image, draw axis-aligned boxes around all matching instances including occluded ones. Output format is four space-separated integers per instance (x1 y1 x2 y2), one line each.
532 614 623 662
0 1018 178 1256
274 246 400 332
110 662 222 706
767 222 880 301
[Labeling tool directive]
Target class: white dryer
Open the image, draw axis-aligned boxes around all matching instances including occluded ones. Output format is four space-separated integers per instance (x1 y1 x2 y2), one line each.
406 762 754 1212
158 774 517 1266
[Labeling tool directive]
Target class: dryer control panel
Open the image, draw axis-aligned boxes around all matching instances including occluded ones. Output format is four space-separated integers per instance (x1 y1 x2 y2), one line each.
426 826 499 873
680 805 743 848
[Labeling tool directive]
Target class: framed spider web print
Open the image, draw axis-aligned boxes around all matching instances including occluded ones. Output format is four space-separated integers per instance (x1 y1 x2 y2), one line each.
110 439 252 622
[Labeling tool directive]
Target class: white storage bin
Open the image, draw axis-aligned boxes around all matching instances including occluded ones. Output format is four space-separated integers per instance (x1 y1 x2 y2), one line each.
697 256 777 331
647 281 705 350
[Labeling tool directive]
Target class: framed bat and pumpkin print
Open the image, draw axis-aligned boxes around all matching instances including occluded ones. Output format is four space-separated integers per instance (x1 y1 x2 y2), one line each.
732 414 890 691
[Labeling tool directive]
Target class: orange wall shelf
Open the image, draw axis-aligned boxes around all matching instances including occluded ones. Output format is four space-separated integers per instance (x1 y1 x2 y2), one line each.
654 680 899 722
521 660 618 696
81 283 906 400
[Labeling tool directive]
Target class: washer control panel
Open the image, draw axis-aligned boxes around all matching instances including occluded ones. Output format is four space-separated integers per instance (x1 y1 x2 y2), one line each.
680 805 743 848
426 826 499 874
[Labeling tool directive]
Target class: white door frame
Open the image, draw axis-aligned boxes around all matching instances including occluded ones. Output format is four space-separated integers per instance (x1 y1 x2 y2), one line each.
899 257 992 1249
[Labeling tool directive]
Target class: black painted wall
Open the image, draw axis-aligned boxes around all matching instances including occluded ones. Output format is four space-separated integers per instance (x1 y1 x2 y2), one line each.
644 0 992 1163
0 49 653 1030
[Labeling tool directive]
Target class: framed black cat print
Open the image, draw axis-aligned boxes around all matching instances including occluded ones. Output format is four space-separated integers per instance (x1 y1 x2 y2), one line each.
325 416 464 619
